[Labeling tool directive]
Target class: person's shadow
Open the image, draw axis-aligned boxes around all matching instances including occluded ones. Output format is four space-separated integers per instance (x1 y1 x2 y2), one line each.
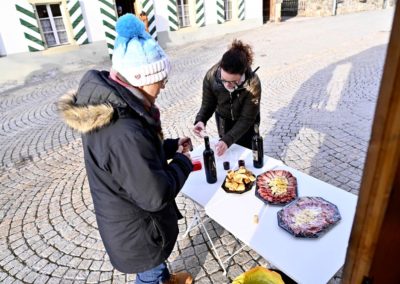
264 44 386 194
168 44 387 283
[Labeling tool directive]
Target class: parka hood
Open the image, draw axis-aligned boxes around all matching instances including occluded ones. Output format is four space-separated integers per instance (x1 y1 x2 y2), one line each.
58 91 115 134
58 70 158 134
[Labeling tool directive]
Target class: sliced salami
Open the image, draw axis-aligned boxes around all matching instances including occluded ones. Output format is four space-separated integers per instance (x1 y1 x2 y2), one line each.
277 196 341 238
255 170 298 205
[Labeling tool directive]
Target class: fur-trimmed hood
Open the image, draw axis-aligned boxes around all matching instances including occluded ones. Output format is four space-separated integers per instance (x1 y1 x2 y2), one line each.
57 70 159 134
58 91 115 134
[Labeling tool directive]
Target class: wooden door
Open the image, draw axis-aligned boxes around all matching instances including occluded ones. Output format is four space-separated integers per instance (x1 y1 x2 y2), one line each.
263 0 271 22
369 165 400 283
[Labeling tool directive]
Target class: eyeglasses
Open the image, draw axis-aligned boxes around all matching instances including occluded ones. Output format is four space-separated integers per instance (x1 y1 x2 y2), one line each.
220 78 241 86
161 78 168 88
218 68 243 87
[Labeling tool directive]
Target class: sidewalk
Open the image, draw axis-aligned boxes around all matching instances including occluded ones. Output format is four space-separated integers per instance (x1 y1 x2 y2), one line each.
0 41 110 92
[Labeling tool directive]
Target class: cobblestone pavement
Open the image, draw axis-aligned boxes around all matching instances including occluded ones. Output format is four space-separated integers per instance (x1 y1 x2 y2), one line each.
0 9 394 284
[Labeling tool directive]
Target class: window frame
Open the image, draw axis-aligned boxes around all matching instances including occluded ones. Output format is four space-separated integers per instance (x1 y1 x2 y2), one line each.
36 4 68 47
224 0 233 21
177 0 191 28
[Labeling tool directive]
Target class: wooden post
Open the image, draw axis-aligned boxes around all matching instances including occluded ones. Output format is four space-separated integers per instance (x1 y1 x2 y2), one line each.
270 0 276 21
342 3 400 283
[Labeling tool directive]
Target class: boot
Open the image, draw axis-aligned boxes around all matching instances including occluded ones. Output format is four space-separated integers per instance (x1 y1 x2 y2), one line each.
163 272 193 284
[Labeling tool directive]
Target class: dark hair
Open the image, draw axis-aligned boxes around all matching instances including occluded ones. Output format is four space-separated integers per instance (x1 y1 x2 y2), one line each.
140 11 147 16
220 39 254 74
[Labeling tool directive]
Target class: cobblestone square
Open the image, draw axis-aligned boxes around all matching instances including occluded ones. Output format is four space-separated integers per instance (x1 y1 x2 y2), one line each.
0 9 394 283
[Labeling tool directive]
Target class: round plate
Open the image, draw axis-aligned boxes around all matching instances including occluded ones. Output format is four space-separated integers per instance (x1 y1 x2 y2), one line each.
255 170 298 205
221 175 255 194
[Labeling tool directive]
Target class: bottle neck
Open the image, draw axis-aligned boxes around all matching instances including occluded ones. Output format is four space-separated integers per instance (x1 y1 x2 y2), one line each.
254 124 260 135
204 137 210 150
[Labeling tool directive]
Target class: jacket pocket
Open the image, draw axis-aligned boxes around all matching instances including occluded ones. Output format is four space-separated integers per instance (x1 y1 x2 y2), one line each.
149 216 165 248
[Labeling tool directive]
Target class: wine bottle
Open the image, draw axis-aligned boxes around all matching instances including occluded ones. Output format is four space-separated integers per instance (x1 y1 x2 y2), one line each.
252 124 264 168
203 136 217 183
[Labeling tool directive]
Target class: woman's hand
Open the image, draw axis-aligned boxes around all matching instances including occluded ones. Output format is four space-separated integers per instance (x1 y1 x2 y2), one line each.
215 141 228 156
193 121 206 137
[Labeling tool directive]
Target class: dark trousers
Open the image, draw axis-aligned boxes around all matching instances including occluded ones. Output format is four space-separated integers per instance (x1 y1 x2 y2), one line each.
215 112 260 150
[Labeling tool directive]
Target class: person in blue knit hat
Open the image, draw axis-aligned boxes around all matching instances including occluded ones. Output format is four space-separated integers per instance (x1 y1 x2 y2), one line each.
58 14 194 284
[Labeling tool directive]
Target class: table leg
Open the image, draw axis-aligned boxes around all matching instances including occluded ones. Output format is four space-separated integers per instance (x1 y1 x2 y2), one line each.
223 244 247 265
184 203 228 274
182 210 200 238
182 202 249 275
181 203 211 239
196 211 228 275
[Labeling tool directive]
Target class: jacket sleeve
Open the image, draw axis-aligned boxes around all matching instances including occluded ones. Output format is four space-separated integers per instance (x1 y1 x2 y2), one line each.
108 131 193 212
163 138 179 160
220 75 262 147
194 68 218 125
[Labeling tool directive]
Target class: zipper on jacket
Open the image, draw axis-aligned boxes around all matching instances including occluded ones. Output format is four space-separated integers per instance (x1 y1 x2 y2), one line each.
229 92 235 121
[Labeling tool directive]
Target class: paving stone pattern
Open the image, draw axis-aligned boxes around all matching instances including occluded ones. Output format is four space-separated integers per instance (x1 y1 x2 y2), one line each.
0 10 393 284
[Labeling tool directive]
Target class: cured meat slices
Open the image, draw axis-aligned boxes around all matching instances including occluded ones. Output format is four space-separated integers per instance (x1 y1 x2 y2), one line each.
277 197 341 238
255 170 298 205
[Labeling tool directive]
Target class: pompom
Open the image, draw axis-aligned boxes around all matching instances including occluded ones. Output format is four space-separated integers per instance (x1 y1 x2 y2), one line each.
115 14 145 39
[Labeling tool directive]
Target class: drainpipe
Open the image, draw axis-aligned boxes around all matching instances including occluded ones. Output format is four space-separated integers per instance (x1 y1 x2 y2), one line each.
332 0 338 15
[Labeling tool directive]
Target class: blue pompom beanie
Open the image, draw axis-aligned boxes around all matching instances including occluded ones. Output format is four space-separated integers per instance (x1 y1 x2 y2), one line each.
112 14 170 86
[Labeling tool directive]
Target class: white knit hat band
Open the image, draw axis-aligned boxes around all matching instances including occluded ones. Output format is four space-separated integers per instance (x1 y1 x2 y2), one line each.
118 57 170 86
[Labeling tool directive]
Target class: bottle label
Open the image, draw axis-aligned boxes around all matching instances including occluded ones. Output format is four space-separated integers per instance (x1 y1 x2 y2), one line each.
253 150 258 161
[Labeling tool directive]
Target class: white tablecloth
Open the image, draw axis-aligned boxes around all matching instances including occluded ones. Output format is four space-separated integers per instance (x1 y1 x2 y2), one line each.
181 143 358 284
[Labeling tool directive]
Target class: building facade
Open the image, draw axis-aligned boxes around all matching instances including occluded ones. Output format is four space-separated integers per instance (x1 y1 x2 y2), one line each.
0 0 263 56
281 0 395 18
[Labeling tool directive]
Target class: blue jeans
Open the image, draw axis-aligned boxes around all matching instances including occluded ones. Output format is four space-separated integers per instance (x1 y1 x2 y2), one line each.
136 262 170 284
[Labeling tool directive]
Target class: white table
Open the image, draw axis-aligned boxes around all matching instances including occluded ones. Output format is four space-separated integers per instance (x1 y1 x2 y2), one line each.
182 143 283 208
181 143 358 284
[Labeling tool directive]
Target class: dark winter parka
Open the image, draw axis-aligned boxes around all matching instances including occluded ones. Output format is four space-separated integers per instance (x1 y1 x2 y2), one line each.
195 64 261 147
58 70 193 273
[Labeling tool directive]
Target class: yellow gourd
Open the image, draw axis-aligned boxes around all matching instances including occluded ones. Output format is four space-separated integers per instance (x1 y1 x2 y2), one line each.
232 266 285 284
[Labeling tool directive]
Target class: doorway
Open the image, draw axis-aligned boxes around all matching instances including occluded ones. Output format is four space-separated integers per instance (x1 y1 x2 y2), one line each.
115 0 136 17
281 0 298 17
263 0 270 23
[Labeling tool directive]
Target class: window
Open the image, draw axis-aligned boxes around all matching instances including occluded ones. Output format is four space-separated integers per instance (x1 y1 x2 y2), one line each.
177 0 190 28
36 4 68 47
224 0 232 21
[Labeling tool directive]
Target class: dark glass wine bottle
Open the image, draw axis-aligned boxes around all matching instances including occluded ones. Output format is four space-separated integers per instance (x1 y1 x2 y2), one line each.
252 124 264 168
203 136 217 183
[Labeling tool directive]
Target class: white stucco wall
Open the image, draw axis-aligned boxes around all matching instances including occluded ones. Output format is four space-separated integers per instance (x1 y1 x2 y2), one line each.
80 0 106 42
205 0 218 25
157 0 263 48
0 0 262 56
153 0 169 32
245 0 263 20
0 1 30 55
0 0 107 56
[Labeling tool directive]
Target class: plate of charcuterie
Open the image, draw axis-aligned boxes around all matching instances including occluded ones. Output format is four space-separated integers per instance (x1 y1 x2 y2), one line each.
277 196 341 238
255 170 298 205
